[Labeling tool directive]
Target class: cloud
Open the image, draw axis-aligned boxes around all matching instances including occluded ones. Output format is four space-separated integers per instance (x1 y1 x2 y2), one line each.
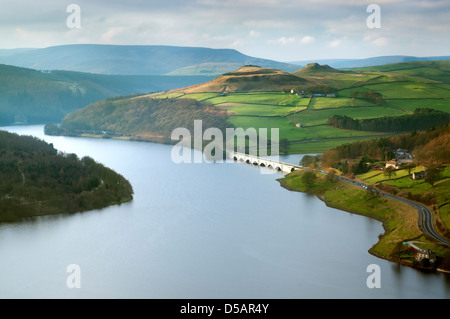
269 37 296 45
372 37 388 46
231 39 244 47
100 27 125 43
268 35 315 45
249 30 260 37
0 0 448 61
363 34 388 47
300 36 315 44
329 39 342 48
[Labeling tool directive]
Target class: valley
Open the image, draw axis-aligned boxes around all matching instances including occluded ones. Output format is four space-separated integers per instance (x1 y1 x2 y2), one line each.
57 61 449 154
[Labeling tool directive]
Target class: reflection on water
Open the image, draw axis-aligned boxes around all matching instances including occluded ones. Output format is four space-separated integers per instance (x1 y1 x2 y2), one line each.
0 125 449 299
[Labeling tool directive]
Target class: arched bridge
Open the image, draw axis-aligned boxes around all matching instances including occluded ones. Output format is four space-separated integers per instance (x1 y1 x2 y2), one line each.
229 151 301 173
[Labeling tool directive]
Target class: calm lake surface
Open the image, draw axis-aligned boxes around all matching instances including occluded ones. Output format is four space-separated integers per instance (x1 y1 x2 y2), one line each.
1 125 449 299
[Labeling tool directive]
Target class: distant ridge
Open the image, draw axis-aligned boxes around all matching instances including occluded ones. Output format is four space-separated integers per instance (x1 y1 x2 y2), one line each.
0 63 215 125
0 44 300 75
289 55 450 69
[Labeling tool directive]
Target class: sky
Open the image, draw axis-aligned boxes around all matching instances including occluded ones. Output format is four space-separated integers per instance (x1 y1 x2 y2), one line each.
1 0 449 62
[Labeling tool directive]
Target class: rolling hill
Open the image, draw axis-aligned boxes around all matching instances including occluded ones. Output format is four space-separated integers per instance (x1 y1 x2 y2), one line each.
49 94 229 146
0 63 214 125
171 65 309 93
50 61 450 154
0 44 300 76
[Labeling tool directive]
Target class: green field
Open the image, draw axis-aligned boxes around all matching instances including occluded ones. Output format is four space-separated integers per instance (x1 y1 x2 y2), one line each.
138 61 450 154
358 166 426 184
385 98 450 113
228 116 314 141
287 136 386 154
181 93 221 101
287 106 406 126
218 103 306 116
338 82 440 99
206 92 309 106
309 97 377 109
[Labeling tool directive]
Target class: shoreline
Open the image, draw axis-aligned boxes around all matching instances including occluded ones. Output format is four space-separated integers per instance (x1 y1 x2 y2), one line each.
277 177 450 274
23 127 450 273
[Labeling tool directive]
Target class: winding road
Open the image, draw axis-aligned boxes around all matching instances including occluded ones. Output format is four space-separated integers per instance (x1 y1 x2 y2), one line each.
230 151 450 246
333 173 450 246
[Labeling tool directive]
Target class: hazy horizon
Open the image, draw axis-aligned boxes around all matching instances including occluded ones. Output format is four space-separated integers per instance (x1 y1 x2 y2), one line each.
0 43 449 64
1 0 449 62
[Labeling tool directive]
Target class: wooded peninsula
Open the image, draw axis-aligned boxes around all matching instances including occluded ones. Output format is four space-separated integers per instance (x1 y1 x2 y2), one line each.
0 130 134 223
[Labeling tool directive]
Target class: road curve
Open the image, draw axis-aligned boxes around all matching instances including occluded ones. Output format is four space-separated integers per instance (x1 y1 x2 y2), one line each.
330 172 450 246
230 153 450 247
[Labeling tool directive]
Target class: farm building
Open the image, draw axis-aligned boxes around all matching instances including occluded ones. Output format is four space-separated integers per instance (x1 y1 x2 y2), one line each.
385 160 399 169
413 171 426 180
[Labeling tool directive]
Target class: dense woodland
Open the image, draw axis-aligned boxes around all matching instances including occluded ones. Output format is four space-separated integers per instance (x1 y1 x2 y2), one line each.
0 130 133 222
321 124 450 171
326 108 450 133
54 97 230 142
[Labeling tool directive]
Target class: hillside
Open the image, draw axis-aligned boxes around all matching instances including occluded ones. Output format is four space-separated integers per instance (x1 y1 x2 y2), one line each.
142 61 450 154
0 44 300 76
294 63 341 74
50 95 229 144
0 130 133 223
289 55 450 69
170 65 309 93
347 60 450 84
280 124 450 271
0 63 213 125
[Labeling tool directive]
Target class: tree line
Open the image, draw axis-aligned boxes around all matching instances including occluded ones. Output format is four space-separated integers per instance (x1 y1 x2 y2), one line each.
326 108 450 133
350 90 384 105
51 97 230 142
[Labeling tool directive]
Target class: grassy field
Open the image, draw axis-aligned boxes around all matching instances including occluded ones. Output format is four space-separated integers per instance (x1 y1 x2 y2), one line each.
385 98 450 113
338 82 441 99
228 116 315 141
218 103 306 116
287 106 406 126
309 97 377 109
206 92 309 106
141 61 450 154
286 136 387 154
181 93 221 101
358 166 425 184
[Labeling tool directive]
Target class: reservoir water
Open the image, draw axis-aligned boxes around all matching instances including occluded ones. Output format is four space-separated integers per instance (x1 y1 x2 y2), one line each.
0 125 449 298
